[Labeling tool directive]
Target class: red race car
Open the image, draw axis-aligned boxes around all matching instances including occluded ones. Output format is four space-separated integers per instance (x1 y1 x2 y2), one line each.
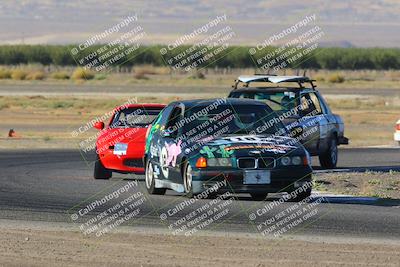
93 103 165 179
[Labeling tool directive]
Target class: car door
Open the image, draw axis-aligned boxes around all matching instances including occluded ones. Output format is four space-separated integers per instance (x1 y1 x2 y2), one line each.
298 92 322 155
315 92 337 152
159 104 184 183
147 105 173 179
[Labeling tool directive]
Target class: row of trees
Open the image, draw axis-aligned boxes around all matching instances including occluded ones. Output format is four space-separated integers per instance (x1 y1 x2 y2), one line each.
0 44 399 70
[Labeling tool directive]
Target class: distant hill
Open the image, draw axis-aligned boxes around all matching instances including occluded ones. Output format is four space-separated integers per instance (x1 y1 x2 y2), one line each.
0 0 400 47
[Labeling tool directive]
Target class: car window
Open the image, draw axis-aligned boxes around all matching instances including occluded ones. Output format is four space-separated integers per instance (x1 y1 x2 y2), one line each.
184 104 287 137
158 105 174 127
111 107 162 128
230 91 299 113
308 93 323 115
166 106 183 136
301 93 322 116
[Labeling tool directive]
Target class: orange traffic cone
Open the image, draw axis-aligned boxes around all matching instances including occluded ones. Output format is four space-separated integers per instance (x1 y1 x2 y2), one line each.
8 129 20 138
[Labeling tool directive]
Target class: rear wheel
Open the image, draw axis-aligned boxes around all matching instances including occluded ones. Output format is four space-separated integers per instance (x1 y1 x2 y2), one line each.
250 193 268 201
183 163 194 198
145 160 166 195
319 138 338 169
94 154 112 179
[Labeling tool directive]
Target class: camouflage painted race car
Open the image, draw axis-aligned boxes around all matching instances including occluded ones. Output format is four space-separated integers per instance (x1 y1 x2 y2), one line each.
143 98 313 201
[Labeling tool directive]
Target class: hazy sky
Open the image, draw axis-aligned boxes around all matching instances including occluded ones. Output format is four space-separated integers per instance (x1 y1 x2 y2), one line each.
1 0 400 47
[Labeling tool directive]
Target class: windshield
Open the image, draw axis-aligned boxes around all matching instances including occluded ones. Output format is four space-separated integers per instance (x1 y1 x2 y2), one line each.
183 104 287 137
111 107 162 128
230 91 300 114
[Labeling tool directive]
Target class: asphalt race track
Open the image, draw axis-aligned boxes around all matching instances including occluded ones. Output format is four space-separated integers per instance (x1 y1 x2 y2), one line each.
1 148 400 240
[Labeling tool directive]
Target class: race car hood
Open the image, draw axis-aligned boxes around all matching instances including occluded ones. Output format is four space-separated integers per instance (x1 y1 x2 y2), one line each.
193 134 303 159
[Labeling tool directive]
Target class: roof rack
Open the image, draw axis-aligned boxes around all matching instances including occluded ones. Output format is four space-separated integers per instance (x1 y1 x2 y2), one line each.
232 74 317 90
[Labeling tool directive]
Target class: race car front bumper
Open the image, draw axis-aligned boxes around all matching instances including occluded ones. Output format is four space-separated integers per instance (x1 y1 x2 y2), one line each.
338 136 349 145
191 166 312 194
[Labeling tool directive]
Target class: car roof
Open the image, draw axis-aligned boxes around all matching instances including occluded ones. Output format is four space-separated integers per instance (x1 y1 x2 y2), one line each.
232 75 317 90
114 103 166 112
237 75 312 84
117 103 165 108
172 98 269 108
230 87 316 94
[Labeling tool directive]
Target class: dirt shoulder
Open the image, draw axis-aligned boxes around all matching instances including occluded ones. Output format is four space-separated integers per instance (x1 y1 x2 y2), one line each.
314 171 400 199
0 221 399 267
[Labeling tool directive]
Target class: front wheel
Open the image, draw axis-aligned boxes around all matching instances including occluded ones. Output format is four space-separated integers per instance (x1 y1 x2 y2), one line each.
94 154 112 179
319 138 338 169
145 160 166 195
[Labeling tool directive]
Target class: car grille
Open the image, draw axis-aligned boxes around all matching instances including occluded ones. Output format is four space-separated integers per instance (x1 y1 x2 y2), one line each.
237 158 256 169
258 157 275 169
123 159 144 168
237 157 275 169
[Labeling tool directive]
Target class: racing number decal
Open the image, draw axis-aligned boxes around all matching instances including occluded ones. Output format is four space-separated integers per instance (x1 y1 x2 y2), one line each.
159 140 182 178
160 146 169 178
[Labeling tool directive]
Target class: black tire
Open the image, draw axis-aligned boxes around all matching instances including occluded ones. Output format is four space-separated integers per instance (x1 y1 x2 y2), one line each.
289 188 312 202
94 154 112 179
183 162 194 198
250 193 268 201
319 138 338 169
145 160 166 195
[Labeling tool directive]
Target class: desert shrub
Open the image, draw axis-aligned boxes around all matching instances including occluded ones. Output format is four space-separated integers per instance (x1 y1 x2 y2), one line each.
51 71 70 80
51 101 74 109
133 70 149 80
314 75 325 82
133 65 158 75
11 69 27 80
0 68 11 79
328 73 345 83
190 71 206 79
71 67 94 80
94 74 107 80
26 71 45 80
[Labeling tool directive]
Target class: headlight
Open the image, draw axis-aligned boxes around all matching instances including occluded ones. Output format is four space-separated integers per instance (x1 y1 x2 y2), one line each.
113 142 128 155
280 156 304 166
281 157 291 166
291 156 302 165
207 158 232 167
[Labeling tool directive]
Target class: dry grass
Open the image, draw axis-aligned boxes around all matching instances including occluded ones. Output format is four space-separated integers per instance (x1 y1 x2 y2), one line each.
26 71 45 80
51 71 70 80
71 67 94 80
133 71 149 80
328 73 345 83
0 94 398 148
326 96 399 147
11 69 28 80
132 64 170 75
314 171 400 199
0 68 11 79
0 65 399 89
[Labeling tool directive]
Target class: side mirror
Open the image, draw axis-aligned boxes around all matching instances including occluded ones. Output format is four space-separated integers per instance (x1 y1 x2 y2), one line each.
94 121 104 130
